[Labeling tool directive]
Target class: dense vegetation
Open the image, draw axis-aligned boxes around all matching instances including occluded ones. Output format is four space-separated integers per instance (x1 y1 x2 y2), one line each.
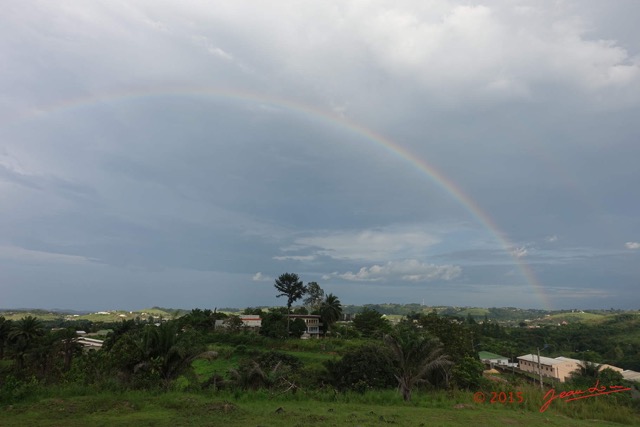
1 282 639 425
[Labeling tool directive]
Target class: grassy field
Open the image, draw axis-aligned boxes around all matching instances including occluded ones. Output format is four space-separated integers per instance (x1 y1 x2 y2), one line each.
0 308 179 323
541 312 607 323
2 388 637 427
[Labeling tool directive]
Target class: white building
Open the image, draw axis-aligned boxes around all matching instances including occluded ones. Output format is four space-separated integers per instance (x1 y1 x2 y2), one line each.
288 314 322 338
517 354 582 383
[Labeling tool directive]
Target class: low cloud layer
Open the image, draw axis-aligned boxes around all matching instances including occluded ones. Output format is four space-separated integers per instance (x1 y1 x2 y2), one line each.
325 259 462 282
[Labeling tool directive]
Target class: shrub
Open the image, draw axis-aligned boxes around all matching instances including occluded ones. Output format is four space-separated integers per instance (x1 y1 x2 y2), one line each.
323 344 395 392
451 356 485 390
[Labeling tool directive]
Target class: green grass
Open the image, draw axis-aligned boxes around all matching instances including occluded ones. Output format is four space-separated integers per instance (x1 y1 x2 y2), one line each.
0 312 64 322
542 312 606 323
2 388 637 427
192 351 240 380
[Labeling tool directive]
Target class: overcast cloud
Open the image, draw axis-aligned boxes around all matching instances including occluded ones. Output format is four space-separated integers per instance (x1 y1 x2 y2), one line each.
1 1 638 311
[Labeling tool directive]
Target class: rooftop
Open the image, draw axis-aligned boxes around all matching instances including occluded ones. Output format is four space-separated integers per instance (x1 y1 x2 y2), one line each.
517 354 577 366
478 351 508 360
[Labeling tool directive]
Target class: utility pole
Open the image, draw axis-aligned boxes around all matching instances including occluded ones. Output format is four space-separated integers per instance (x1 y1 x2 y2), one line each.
537 347 543 390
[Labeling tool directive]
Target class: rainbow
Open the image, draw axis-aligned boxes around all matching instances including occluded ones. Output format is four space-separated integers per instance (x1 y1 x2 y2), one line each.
4 85 551 309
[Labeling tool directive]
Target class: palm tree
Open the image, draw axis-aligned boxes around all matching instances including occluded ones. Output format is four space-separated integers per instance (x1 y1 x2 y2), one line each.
133 322 217 387
55 327 82 372
0 316 12 359
569 361 604 387
383 328 452 401
319 293 342 333
9 315 45 370
228 360 286 390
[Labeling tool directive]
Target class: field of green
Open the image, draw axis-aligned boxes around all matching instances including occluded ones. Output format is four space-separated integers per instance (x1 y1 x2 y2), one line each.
540 312 607 323
0 308 178 324
2 387 637 427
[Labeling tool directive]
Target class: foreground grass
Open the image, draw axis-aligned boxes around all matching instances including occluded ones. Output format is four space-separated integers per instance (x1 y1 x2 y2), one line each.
2 388 637 427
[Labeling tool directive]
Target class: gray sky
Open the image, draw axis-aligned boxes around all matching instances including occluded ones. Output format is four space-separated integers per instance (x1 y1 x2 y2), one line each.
1 1 639 311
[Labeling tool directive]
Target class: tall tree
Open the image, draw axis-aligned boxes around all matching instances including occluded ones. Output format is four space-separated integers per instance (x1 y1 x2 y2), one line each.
303 282 325 312
383 328 452 401
320 293 343 333
274 273 306 334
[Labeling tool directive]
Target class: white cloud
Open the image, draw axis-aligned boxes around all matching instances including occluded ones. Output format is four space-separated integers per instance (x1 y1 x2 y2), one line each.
510 246 529 258
341 2 640 105
546 235 559 243
252 272 272 282
273 255 316 261
191 35 234 61
292 227 440 261
327 259 461 282
625 242 640 250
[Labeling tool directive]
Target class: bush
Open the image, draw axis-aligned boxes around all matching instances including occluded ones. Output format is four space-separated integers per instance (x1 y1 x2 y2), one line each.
255 351 302 371
451 356 485 390
324 344 395 392
0 375 39 405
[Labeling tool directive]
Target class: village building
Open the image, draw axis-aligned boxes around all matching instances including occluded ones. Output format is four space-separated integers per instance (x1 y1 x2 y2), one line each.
622 370 640 382
288 314 322 339
478 351 516 368
517 354 582 382
215 315 262 330
76 337 103 351
239 315 261 328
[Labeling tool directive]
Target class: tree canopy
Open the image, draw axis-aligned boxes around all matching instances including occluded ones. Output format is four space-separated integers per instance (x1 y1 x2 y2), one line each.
353 307 391 338
274 273 306 310
303 282 325 312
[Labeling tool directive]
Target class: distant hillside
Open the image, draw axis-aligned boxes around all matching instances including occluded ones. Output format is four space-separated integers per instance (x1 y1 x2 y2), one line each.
2 305 637 326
